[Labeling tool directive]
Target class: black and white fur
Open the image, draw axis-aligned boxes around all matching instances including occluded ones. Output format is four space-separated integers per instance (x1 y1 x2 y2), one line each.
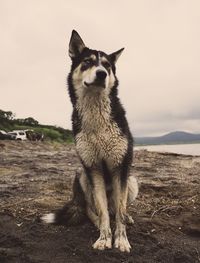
42 30 138 253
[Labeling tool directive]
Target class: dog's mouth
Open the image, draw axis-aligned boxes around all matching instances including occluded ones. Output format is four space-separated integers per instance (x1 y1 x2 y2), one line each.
84 80 105 89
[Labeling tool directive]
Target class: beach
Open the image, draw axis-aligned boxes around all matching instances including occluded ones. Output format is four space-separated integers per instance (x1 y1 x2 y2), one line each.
0 141 199 263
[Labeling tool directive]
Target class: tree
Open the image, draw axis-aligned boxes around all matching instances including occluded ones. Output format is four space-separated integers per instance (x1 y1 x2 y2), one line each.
0 110 15 121
23 117 39 126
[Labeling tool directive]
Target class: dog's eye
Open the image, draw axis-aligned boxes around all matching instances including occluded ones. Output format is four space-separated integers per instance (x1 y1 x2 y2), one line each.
103 61 110 69
83 59 92 65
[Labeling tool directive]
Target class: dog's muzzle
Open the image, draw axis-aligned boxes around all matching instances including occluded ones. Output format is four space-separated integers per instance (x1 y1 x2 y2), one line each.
84 70 107 88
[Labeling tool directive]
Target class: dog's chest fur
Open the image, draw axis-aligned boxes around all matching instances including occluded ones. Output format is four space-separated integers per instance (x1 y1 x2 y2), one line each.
75 92 128 168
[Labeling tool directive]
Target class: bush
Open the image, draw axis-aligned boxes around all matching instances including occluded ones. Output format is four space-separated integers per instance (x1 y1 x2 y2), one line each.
36 128 62 141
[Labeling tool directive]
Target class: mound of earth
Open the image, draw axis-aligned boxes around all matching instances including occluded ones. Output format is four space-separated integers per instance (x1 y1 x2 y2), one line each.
0 141 199 263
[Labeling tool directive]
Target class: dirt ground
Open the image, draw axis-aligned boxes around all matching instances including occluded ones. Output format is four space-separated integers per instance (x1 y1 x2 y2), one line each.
0 141 199 263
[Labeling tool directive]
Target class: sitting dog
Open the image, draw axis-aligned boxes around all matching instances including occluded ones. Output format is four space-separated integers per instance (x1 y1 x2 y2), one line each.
42 30 138 253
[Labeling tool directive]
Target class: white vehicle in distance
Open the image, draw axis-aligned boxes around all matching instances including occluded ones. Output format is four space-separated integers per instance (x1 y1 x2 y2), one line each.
8 130 27 141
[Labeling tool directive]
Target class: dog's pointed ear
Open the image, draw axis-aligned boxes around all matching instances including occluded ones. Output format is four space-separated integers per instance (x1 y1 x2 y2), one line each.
69 30 86 58
109 48 124 64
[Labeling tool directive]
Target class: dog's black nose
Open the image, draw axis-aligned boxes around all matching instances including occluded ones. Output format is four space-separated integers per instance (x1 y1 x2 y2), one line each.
96 70 107 81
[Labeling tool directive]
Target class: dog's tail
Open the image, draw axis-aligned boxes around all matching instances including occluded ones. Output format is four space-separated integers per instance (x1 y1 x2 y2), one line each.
41 172 86 225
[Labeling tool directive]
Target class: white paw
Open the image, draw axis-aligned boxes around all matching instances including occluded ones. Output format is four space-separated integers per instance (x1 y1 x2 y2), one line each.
41 213 55 224
114 235 131 253
93 235 112 250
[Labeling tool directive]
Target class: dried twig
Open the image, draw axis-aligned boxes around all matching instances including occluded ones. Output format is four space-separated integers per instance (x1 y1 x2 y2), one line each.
195 248 200 262
151 205 182 219
1 198 35 209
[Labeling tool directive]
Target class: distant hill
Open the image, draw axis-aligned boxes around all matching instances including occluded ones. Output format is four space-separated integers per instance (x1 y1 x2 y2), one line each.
135 131 200 145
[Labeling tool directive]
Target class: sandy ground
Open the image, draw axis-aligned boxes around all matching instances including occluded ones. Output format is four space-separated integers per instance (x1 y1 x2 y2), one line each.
0 141 199 263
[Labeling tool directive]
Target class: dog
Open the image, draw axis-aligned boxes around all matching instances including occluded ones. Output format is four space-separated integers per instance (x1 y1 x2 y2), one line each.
42 30 138 253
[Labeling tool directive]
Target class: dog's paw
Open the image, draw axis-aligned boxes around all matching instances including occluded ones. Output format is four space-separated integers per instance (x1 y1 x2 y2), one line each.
93 236 112 250
41 213 55 224
114 234 131 253
92 230 112 250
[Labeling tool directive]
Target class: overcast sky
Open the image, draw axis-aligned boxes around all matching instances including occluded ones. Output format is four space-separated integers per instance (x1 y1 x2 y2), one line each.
0 0 200 136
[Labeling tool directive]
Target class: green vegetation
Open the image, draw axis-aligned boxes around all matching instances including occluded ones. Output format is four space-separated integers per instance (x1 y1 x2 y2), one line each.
0 109 73 143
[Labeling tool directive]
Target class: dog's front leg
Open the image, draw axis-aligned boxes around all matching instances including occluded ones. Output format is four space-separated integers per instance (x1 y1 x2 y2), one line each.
113 174 131 252
91 170 112 250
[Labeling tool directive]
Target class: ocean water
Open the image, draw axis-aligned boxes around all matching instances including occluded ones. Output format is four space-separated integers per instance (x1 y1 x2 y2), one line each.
135 143 200 156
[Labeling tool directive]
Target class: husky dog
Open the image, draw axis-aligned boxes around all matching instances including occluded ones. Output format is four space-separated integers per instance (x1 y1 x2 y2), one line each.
42 30 138 253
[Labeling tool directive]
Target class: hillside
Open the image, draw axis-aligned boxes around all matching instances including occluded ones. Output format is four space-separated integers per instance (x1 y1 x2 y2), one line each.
135 131 200 145
0 109 73 142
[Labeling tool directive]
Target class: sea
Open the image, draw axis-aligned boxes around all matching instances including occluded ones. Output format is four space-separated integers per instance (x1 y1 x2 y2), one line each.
135 143 200 156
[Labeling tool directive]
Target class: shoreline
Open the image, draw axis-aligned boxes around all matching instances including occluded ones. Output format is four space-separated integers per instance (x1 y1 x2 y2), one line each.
135 143 200 156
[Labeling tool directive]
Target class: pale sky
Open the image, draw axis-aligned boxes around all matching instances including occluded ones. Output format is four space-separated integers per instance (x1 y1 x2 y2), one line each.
0 0 200 136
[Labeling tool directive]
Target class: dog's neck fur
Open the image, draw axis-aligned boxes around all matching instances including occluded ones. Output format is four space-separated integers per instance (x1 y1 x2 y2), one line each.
76 87 112 134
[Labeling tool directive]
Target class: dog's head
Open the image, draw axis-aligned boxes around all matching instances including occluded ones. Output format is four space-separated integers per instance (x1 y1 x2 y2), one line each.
69 30 124 95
